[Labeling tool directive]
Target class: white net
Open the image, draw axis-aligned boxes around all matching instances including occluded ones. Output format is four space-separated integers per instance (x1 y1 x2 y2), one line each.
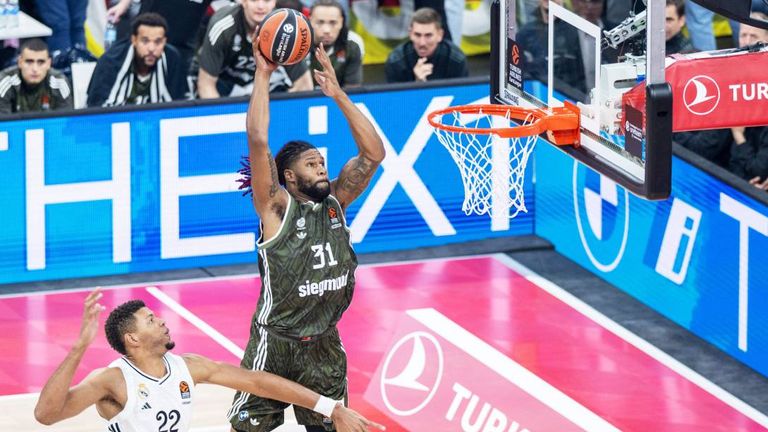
432 108 538 218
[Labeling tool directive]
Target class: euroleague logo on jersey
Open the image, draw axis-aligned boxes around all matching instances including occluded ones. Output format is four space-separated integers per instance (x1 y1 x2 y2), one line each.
328 207 341 229
683 75 720 116
179 381 190 400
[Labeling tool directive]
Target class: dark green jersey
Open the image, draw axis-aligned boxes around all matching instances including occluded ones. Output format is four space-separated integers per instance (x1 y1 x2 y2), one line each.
254 194 357 338
126 73 151 104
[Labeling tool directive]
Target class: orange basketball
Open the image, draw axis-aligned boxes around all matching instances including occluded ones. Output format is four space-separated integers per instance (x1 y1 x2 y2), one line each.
257 8 314 66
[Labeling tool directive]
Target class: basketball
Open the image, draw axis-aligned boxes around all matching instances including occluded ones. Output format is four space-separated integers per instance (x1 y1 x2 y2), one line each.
257 8 314 66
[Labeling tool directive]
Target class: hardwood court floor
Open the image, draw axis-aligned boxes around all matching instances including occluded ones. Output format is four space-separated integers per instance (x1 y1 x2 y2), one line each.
1 255 766 431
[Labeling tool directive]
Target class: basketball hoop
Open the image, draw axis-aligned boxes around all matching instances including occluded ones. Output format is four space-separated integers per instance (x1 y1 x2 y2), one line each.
428 102 580 218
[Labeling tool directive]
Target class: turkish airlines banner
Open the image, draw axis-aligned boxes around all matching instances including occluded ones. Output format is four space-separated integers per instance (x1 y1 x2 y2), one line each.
623 50 768 131
363 309 618 431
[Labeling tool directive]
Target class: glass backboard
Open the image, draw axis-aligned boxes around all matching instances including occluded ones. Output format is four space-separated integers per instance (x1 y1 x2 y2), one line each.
491 0 672 199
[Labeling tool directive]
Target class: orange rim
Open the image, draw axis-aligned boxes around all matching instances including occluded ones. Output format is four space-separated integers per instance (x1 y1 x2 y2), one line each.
428 102 580 140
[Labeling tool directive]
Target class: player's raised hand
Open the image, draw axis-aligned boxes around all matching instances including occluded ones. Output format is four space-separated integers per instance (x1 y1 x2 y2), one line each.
313 43 343 98
252 29 278 75
78 288 106 347
331 404 386 432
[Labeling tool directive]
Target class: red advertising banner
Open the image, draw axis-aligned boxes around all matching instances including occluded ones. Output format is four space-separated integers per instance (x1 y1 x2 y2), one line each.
363 309 619 432
622 50 768 131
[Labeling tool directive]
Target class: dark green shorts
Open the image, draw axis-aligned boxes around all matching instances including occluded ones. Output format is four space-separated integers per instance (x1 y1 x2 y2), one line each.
227 325 347 432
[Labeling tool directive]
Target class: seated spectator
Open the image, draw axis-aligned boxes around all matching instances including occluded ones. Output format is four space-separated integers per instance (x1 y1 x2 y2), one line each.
106 0 215 74
86 13 186 107
385 7 468 83
196 0 312 98
665 0 694 55
308 0 362 88
0 38 72 114
729 14 768 189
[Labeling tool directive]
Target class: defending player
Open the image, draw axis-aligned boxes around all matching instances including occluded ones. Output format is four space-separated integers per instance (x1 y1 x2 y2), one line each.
228 40 385 431
34 289 384 432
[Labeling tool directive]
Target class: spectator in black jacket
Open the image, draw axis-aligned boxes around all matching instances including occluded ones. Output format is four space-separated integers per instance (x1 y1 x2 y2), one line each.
728 14 768 191
87 13 186 107
730 127 768 189
384 7 468 83
0 38 72 114
674 129 732 168
665 0 694 55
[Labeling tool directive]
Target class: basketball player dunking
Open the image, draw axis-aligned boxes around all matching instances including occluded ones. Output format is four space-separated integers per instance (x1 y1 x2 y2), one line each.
34 289 383 432
227 42 385 432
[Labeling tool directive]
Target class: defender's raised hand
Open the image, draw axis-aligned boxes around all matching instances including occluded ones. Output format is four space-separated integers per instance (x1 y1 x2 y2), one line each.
78 289 106 348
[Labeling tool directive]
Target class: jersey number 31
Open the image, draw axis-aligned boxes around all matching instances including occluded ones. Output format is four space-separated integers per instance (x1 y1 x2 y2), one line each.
311 242 338 269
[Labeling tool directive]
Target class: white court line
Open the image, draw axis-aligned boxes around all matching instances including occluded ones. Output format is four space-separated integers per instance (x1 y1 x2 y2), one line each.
491 253 768 429
5 253 767 426
145 286 245 359
0 254 494 299
407 308 620 432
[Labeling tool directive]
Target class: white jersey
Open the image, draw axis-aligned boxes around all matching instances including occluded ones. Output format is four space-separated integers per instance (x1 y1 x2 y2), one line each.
106 353 195 432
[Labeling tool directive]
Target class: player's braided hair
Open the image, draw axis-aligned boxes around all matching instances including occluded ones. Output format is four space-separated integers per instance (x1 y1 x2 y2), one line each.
237 141 317 196
105 300 146 355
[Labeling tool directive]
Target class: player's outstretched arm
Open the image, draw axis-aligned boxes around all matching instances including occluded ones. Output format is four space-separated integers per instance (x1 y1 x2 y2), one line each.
312 44 386 210
247 36 288 226
184 354 385 431
35 289 118 425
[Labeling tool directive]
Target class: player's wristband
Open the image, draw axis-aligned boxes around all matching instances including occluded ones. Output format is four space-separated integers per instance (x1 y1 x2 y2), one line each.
313 396 338 418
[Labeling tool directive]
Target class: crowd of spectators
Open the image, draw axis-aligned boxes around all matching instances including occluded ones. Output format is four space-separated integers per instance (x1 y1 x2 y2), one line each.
675 12 768 191
6 0 768 192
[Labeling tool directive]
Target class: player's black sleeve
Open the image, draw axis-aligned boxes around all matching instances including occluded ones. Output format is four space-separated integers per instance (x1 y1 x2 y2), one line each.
284 58 309 83
197 8 236 77
48 70 73 110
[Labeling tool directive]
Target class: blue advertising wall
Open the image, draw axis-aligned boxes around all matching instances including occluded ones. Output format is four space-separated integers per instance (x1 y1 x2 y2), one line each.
536 143 768 377
0 82 533 284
